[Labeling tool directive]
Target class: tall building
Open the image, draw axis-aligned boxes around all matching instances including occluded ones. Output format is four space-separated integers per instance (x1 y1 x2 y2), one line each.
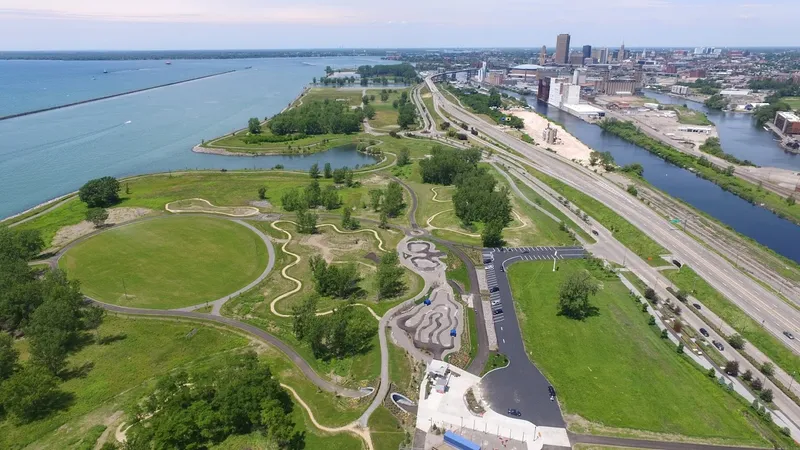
555 34 571 64
618 41 625 61
582 45 592 60
539 45 547 65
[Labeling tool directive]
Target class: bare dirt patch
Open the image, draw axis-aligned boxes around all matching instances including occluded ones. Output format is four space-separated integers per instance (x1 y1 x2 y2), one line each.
299 231 371 263
51 207 152 249
361 174 389 186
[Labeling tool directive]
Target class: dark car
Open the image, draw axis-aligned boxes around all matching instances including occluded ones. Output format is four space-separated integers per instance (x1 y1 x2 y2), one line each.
692 303 701 310
673 259 682 268
507 408 521 417
493 309 503 315
784 331 795 340
712 340 725 351
548 385 556 400
699 328 709 337
523 250 530 254
483 258 492 264
591 230 599 236
500 267 505 272
490 286 499 293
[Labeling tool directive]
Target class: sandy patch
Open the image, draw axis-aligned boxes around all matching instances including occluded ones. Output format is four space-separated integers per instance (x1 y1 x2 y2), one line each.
503 108 595 164
361 174 389 186
299 232 371 263
51 207 152 249
249 200 272 209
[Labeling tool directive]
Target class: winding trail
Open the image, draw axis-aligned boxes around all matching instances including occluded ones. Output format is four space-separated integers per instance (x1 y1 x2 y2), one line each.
430 186 450 203
268 220 387 319
426 209 528 238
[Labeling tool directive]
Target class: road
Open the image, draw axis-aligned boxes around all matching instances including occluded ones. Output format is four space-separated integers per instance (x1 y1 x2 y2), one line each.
479 247 585 428
426 75 800 362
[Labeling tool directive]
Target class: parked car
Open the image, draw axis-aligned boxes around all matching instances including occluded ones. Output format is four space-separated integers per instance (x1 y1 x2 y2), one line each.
507 408 521 417
784 331 795 340
484 258 493 264
692 303 701 310
499 267 505 272
491 300 501 307
548 385 556 401
490 286 499 293
591 230 599 236
712 340 725 351
673 259 682 268
699 328 709 337
523 250 530 254
493 309 503 315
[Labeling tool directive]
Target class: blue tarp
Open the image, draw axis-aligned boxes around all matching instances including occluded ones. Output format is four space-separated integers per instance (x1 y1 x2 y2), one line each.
450 328 457 337
423 298 432 305
444 431 480 450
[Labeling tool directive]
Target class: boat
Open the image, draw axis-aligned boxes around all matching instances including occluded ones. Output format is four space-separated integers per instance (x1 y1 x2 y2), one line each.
165 61 172 65
103 70 108 74
763 126 769 131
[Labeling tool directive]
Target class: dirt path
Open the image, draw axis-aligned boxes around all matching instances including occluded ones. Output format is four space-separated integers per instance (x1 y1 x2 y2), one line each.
281 383 374 450
430 186 450 203
426 209 528 238
164 198 259 217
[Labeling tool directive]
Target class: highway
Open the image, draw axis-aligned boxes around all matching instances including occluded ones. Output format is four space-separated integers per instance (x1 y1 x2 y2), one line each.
425 75 800 360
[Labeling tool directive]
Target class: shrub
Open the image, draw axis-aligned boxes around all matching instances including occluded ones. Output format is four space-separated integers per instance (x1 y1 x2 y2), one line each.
728 334 746 350
648 316 656 326
724 360 739 376
707 367 716 378
751 378 763 391
677 342 684 354
742 369 753 382
760 362 774 376
660 329 669 339
760 388 774 403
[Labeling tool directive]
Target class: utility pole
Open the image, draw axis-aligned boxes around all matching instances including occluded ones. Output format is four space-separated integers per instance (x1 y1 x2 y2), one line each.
553 250 558 272
790 371 796 391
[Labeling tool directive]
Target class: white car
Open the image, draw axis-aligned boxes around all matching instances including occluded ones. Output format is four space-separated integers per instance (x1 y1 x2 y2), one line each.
491 299 501 306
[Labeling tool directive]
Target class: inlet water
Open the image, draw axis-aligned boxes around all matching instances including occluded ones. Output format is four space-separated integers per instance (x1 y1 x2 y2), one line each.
521 94 800 263
0 57 390 218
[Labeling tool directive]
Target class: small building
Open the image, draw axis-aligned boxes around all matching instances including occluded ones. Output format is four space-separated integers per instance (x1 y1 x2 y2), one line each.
563 103 605 119
443 431 481 450
720 89 751 97
671 85 690 95
776 111 800 136
678 125 713 134
428 360 448 378
542 124 559 144
434 376 449 394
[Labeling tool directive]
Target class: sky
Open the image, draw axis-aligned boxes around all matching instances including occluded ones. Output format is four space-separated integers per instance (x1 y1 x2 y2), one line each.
1 0 798 50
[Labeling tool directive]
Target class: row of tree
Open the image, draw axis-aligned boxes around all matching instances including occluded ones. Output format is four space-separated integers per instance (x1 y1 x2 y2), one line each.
268 100 364 136
356 63 418 80
0 226 106 424
368 181 405 219
281 179 342 212
452 168 513 247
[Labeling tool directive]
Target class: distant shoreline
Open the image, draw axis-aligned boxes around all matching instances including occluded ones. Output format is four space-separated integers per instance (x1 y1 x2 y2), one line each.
0 69 237 122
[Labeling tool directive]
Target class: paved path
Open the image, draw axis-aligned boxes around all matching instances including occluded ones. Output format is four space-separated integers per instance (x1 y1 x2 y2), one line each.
480 247 585 428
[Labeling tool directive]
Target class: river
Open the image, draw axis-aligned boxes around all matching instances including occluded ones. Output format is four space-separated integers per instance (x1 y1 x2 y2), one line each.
517 93 800 263
0 57 389 218
644 90 800 170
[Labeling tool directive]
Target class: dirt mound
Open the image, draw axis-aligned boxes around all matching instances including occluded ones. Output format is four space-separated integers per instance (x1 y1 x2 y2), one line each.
51 207 152 249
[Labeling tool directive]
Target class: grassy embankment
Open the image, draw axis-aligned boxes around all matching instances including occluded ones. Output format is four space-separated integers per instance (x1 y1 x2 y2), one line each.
507 259 773 447
369 406 409 450
599 119 800 225
1 316 365 449
58 216 269 309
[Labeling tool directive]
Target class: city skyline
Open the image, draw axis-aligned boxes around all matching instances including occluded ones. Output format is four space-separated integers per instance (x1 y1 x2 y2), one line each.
2 0 800 50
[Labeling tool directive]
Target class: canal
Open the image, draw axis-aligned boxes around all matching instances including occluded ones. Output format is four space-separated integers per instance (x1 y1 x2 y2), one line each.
517 93 800 263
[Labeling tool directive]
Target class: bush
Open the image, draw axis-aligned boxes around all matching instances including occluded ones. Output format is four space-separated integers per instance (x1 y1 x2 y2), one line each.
707 367 716 378
728 334 746 350
648 316 656 326
742 369 753 382
660 329 669 339
677 342 684 354
644 287 657 302
724 360 739 377
760 388 774 403
751 378 763 391
79 176 120 208
760 362 775 376
456 133 468 141
626 184 638 196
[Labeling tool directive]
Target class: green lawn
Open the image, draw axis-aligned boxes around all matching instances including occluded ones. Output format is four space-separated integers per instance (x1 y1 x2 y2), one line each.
59 216 269 309
304 87 364 106
666 266 800 383
369 407 408 450
0 316 249 449
508 260 766 445
783 97 800 111
366 88 411 131
207 132 355 154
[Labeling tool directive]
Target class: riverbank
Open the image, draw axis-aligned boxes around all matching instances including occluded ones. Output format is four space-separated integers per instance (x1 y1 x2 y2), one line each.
504 108 594 164
599 118 800 225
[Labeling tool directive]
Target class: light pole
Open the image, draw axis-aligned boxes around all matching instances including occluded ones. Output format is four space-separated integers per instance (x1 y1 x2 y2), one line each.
552 250 558 272
791 371 797 391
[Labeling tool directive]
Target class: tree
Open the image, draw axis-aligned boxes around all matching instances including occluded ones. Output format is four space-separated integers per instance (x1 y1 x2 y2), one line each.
725 360 740 377
626 185 638 196
383 181 405 218
341 207 359 230
0 365 65 423
760 388 774 403
323 163 332 179
344 168 354 187
644 287 658 304
751 378 763 390
676 342 684 354
369 189 384 211
376 252 405 299
660 329 669 339
258 186 268 200
312 77 317 85
83 306 106 341
304 178 322 207
363 104 376 120
742 369 753 382
728 334 745 350
488 89 502 108
247 117 262 134
481 220 505 248
396 147 411 166
397 103 417 129
379 211 388 229
295 208 318 235
0 332 19 381
557 270 599 320
362 95 370 105
292 295 319 340
309 163 320 179
85 207 108 228
78 176 120 208
761 362 775 376
707 367 716 378
380 91 389 102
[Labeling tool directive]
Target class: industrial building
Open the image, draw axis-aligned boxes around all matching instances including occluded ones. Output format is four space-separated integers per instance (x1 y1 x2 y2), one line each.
593 67 643 95
555 33 571 64
671 85 690 95
508 64 543 82
776 111 800 136
486 70 505 86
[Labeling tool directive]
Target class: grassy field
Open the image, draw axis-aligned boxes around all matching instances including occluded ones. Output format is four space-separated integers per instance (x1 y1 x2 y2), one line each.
508 259 766 445
0 316 249 449
304 87 365 106
366 88 411 131
666 266 800 383
369 406 408 450
523 165 665 265
59 216 268 309
207 132 354 154
782 97 800 111
669 105 714 126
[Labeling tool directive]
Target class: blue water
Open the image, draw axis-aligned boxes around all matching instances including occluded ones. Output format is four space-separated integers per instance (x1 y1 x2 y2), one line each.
523 96 800 263
644 90 800 170
0 57 389 218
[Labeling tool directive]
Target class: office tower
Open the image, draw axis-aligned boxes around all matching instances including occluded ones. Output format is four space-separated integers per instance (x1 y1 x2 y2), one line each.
582 45 592 60
539 45 547 65
555 33 571 64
